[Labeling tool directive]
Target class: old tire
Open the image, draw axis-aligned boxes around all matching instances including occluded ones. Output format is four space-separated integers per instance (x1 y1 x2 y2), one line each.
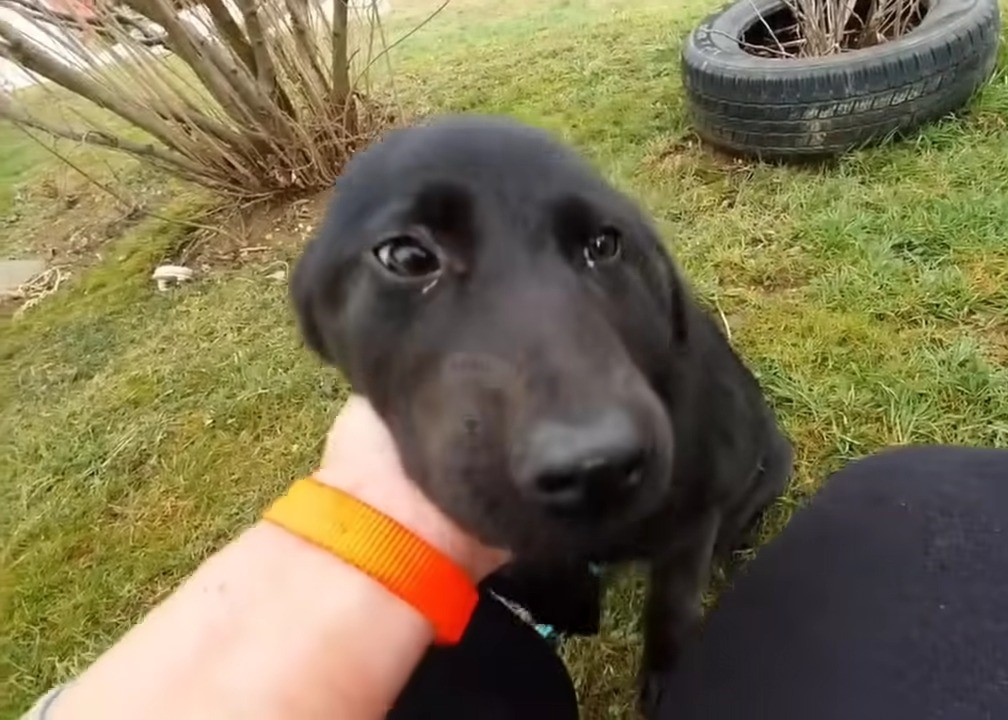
681 0 1001 158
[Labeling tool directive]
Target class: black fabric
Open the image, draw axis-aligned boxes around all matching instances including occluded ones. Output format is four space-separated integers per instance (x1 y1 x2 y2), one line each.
657 446 1008 720
481 561 602 636
392 447 1008 719
390 589 579 719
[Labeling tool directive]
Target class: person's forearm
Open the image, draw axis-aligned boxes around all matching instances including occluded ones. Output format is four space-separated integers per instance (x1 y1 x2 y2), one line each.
38 398 506 720
51 521 433 720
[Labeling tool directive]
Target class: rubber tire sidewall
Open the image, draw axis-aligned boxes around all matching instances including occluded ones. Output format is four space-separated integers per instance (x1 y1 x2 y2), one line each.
682 0 1001 156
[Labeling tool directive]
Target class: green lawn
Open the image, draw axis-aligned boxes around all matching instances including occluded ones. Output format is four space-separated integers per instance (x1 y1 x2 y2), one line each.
3 0 1008 717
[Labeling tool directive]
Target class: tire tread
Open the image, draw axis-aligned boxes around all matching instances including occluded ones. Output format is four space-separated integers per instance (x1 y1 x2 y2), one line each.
682 0 1001 157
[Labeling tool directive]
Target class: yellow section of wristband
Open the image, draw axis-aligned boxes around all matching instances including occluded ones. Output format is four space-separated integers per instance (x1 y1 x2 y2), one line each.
263 477 478 644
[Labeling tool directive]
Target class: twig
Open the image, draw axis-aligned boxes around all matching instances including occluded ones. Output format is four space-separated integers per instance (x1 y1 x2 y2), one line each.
0 0 167 46
11 123 245 244
353 0 449 84
714 299 732 341
0 0 397 198
12 266 68 317
745 0 790 57
709 28 800 58
373 0 402 111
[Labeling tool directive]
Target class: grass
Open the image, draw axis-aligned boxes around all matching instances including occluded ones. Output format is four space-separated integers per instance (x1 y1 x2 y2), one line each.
2 0 1007 716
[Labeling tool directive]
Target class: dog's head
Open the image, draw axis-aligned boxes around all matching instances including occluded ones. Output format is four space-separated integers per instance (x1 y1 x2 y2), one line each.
292 116 690 559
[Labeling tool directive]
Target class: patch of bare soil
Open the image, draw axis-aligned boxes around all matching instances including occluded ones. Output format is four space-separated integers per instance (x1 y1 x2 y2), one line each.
177 189 332 278
974 315 1008 365
644 132 751 178
1 178 153 268
0 169 164 315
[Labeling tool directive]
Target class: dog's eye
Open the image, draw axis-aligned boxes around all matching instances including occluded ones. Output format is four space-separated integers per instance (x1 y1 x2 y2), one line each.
374 235 441 279
584 227 621 267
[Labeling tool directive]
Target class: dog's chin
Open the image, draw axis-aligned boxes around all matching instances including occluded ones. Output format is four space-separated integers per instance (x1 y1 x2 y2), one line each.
437 471 672 562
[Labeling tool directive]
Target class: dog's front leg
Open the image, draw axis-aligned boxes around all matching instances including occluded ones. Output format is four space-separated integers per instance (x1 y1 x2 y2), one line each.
638 509 720 718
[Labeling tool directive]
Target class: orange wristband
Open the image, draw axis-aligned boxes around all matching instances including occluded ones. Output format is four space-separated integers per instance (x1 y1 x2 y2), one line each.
263 477 478 644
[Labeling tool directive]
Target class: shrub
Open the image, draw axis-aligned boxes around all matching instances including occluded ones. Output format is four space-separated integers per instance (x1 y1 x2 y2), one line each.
747 0 928 57
0 0 395 198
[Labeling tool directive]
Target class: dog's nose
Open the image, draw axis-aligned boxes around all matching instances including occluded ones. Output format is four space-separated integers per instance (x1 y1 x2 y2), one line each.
517 410 646 515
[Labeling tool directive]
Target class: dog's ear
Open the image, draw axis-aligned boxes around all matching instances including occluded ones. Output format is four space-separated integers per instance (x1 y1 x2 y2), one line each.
289 242 329 362
666 256 689 346
641 217 689 347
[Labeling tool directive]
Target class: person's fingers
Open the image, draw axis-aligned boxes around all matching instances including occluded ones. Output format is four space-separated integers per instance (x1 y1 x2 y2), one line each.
313 395 511 579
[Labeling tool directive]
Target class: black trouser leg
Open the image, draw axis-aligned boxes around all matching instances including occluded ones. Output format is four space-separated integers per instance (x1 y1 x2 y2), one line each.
656 446 1008 720
392 447 1008 719
390 590 579 719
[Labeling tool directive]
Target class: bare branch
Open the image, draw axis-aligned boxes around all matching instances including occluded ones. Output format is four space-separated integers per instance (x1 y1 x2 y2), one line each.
0 16 188 149
121 0 263 127
202 0 257 71
331 0 349 102
781 0 925 56
0 93 210 179
234 0 276 88
353 0 448 85
283 0 330 94
0 0 398 198
234 0 296 115
0 0 167 47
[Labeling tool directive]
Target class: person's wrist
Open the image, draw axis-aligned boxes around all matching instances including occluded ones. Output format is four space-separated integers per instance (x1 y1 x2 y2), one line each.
311 395 510 582
311 465 507 581
308 389 512 580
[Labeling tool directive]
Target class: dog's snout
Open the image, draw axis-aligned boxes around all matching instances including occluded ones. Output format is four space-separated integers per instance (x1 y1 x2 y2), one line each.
516 409 647 516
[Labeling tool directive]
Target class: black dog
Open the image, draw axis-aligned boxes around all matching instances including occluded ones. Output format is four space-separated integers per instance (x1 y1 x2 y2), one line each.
291 116 792 714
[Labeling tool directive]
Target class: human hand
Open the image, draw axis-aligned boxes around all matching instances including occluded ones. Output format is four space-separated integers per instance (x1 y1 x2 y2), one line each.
313 395 511 581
